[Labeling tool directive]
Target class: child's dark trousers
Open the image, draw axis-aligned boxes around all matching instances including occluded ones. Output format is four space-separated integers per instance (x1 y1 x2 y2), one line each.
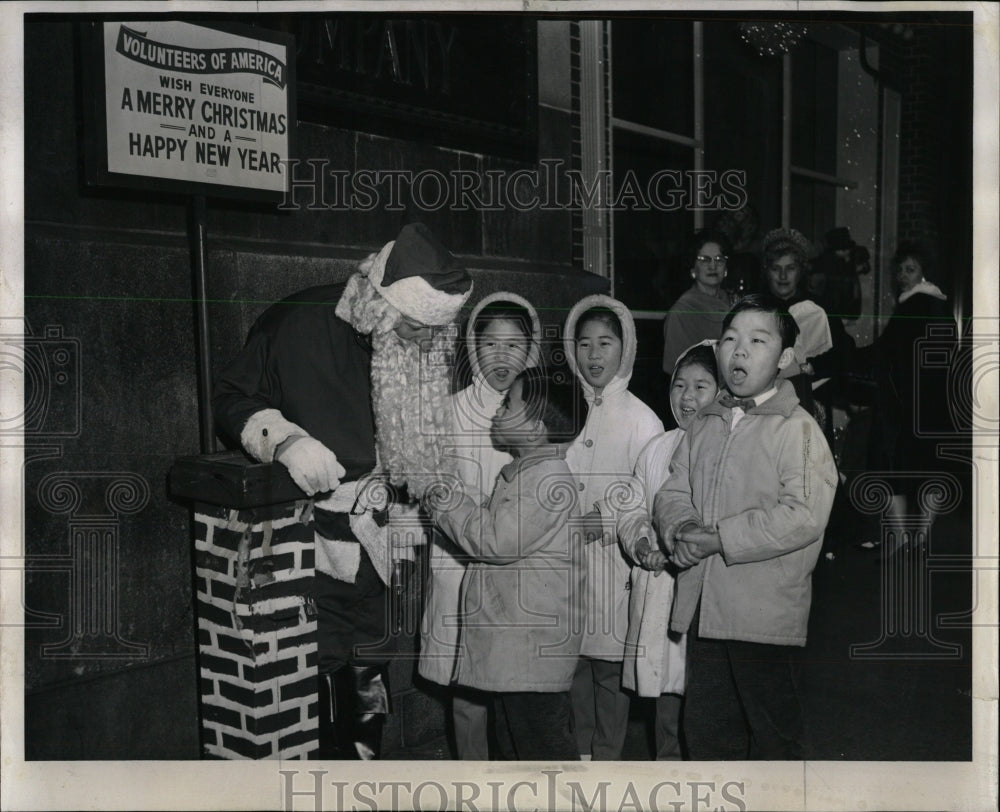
493 690 579 761
682 611 804 760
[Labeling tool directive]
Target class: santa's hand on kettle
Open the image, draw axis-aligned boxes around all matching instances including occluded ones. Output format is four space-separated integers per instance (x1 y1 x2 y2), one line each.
275 435 346 496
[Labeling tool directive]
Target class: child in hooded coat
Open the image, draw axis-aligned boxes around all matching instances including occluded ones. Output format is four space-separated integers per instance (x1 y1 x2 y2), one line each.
607 341 720 759
564 295 664 760
419 292 541 759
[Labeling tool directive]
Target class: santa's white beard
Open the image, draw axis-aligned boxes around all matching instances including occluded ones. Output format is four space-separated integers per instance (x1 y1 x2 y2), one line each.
370 327 455 500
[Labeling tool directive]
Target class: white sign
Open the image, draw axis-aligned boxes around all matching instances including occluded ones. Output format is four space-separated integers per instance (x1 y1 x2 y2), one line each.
102 21 291 195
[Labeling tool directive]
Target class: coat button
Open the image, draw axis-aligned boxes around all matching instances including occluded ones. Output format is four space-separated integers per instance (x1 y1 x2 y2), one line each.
585 439 594 447
578 482 585 491
594 397 603 406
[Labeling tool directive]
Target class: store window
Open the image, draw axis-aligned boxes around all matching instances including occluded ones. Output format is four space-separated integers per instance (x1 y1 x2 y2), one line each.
609 19 698 316
574 18 887 418
789 38 842 237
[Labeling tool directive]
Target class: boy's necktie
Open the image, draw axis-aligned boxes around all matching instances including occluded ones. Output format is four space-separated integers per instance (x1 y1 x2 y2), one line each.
718 393 756 411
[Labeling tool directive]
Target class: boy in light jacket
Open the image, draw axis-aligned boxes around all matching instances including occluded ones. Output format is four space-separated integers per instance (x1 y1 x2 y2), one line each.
653 294 838 760
424 367 588 760
421 293 542 759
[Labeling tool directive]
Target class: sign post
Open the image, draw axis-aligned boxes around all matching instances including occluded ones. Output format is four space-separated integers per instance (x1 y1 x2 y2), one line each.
82 19 295 452
190 194 212 453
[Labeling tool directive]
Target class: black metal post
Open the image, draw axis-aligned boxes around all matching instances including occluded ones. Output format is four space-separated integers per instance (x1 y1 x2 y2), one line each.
191 194 215 454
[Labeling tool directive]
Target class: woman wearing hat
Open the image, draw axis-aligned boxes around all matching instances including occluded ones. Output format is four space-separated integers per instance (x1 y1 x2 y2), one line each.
759 227 855 433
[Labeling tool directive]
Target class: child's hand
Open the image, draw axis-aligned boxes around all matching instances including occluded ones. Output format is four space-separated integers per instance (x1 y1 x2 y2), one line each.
646 550 669 574
670 541 701 569
670 525 721 568
579 509 608 545
640 548 669 575
633 537 668 575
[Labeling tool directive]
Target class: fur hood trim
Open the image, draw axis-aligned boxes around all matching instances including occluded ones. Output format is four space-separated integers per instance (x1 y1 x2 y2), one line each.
563 294 638 396
464 291 542 382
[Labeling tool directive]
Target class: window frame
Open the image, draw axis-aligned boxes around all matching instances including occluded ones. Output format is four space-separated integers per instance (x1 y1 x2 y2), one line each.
580 20 888 323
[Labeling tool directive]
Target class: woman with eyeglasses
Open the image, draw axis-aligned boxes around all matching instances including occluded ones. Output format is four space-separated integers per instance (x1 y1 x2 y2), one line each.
760 228 855 436
661 229 734 376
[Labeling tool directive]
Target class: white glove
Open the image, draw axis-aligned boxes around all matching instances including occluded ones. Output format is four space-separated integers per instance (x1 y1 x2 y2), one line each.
275 435 346 496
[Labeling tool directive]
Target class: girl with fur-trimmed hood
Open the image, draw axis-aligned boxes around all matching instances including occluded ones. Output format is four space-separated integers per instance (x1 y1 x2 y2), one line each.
419 292 542 759
564 295 663 760
610 341 720 760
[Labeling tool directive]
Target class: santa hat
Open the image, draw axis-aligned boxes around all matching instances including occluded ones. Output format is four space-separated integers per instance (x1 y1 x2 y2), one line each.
367 223 472 326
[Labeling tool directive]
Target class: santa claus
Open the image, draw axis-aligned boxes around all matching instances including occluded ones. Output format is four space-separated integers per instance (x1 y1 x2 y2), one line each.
213 222 472 759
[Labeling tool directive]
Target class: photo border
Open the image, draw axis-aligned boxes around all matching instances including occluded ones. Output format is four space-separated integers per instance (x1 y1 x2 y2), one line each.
1 1 996 810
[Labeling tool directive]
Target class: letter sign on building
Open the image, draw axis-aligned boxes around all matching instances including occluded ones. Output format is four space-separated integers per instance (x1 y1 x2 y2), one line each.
82 20 295 201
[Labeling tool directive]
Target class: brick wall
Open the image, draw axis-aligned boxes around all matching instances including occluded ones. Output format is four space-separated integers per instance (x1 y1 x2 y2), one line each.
191 496 446 759
194 501 319 759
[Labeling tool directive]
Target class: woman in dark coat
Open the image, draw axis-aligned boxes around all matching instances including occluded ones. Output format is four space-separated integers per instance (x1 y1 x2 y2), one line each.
858 242 951 552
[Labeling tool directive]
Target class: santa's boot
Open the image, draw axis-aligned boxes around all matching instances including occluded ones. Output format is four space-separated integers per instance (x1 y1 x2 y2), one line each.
317 666 390 759
317 670 356 759
350 664 390 760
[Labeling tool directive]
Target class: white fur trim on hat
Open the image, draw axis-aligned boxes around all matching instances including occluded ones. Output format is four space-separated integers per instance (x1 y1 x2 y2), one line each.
240 408 307 463
366 239 472 326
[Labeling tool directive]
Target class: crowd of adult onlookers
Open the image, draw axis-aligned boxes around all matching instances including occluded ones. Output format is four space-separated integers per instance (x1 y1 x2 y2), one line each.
661 221 954 558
